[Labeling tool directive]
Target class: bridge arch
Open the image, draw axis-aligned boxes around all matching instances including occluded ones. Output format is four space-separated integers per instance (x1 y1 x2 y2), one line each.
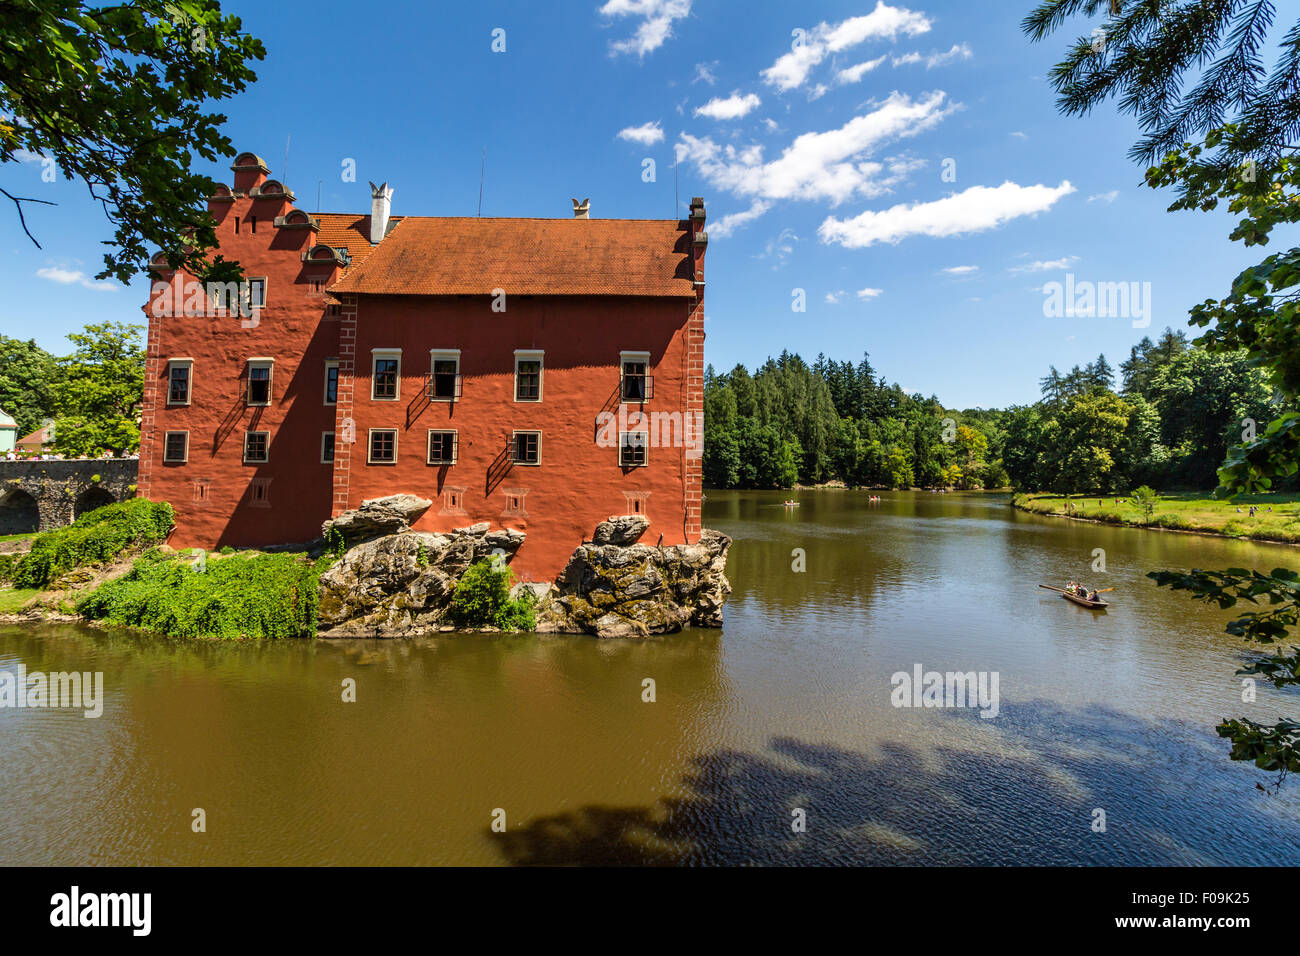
74 486 116 518
0 487 40 535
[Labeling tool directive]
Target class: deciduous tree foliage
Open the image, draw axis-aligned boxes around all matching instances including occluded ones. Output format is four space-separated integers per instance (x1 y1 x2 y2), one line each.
50 321 144 456
0 335 57 435
0 0 265 282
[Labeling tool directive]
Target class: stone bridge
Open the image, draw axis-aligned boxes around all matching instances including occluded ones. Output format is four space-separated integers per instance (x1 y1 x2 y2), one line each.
0 459 139 535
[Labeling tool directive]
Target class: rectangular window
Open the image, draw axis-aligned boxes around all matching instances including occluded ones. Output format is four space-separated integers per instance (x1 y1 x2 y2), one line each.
372 350 400 401
246 277 266 309
324 360 339 405
427 430 458 465
429 350 461 401
247 359 273 406
514 350 543 402
163 431 189 463
368 428 397 464
620 352 652 402
619 431 648 467
321 432 335 464
511 430 541 465
167 359 193 406
243 430 269 463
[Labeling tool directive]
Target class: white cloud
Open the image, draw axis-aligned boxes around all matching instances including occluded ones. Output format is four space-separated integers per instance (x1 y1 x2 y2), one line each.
36 266 117 291
1010 130 1028 140
892 43 972 68
835 56 887 86
693 61 718 85
1087 189 1119 203
709 200 772 238
825 290 845 304
616 121 665 145
761 2 931 92
676 91 951 208
601 0 692 57
12 149 48 164
941 265 979 275
762 118 779 132
757 227 798 265
857 287 883 299
818 180 1076 248
1009 255 1078 273
694 91 762 120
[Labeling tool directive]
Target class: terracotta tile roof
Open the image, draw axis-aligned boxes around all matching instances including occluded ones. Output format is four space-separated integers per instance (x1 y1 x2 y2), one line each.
314 213 403 267
328 217 695 297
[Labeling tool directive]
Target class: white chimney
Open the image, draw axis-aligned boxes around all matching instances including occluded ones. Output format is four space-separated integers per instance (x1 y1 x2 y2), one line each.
572 197 590 219
369 181 393 243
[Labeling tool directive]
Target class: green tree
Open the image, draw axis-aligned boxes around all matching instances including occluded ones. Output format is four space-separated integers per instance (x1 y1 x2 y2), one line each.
0 336 57 435
51 322 144 456
1044 390 1132 493
1132 484 1158 524
0 0 265 282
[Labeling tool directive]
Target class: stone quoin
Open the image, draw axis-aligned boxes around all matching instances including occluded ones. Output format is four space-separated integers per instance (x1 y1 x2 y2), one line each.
137 151 709 582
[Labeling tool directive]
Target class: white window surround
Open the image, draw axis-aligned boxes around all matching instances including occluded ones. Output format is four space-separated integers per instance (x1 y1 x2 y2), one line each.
243 430 270 464
514 349 544 403
166 358 194 407
367 427 398 464
247 358 274 407
324 359 339 406
371 348 401 401
426 429 458 465
162 430 189 463
429 349 461 403
619 430 650 467
511 429 542 465
619 350 651 404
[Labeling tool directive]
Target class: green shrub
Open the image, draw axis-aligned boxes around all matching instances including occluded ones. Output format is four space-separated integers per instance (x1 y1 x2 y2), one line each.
13 498 174 589
77 551 321 639
324 527 346 560
448 559 536 632
0 554 15 584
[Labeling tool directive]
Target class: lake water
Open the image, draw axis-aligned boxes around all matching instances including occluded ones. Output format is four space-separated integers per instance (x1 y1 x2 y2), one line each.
2 490 1298 865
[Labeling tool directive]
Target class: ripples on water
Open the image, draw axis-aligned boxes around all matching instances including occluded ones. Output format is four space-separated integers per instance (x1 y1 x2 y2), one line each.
1 490 1298 865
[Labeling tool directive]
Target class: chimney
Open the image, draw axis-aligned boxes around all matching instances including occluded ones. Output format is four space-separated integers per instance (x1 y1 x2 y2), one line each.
571 197 590 219
369 181 393 243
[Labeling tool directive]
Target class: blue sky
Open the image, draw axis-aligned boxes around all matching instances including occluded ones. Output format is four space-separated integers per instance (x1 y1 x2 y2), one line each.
3 0 1296 408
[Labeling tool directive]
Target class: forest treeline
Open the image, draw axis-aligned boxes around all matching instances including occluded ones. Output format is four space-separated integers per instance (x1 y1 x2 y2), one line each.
703 328 1281 493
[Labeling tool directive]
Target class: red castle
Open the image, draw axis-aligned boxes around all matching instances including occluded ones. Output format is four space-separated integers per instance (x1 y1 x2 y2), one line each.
139 152 708 581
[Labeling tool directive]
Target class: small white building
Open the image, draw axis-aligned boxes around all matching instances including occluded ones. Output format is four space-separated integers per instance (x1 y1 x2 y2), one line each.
0 408 17 454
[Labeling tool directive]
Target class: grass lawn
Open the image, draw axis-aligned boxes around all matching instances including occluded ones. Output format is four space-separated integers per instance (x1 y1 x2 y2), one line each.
0 532 35 543
1014 491 1300 544
0 588 40 613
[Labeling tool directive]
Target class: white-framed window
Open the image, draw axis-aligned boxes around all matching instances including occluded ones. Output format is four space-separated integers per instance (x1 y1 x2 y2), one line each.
514 349 543 402
167 358 193 406
321 432 335 464
368 428 398 464
246 277 267 309
324 360 339 405
243 430 270 463
371 348 401 401
162 430 189 463
511 430 541 465
247 358 273 406
427 429 458 465
619 431 649 467
619 351 651 403
429 349 461 402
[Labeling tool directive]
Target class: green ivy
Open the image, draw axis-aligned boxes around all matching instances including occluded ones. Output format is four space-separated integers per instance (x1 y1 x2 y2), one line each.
12 498 174 589
448 560 536 632
77 551 321 639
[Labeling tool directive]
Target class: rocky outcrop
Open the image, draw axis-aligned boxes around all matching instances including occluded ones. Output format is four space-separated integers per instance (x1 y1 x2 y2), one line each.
591 514 650 546
317 523 525 636
314 509 733 639
322 494 433 547
535 528 732 638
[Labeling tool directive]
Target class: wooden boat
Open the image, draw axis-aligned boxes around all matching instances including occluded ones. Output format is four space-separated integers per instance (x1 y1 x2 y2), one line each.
1038 584 1110 609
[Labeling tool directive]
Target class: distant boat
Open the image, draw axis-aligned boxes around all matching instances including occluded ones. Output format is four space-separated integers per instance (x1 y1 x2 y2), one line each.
783 500 799 507
1038 584 1110 609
